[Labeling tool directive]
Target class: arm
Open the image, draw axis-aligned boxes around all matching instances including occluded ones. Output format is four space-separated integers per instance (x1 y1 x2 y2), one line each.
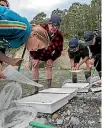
77 57 89 68
70 59 75 68
0 20 27 37
50 33 63 61
0 52 13 64
0 52 22 66
0 6 29 48
68 49 75 68
0 20 27 48
51 42 63 61
76 46 89 69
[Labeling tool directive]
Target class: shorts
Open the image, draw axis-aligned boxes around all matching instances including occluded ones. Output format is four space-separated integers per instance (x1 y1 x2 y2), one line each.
0 48 6 64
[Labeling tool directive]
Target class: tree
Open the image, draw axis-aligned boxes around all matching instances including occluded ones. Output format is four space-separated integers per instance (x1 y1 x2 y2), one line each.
30 12 48 24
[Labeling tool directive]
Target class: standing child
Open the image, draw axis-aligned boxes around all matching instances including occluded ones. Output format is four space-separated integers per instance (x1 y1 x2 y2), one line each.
30 14 63 93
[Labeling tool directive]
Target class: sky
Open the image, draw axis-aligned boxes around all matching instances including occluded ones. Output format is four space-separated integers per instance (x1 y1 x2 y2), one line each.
8 0 91 21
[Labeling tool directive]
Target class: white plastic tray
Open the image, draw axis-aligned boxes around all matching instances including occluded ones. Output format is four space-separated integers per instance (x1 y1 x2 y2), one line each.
62 83 89 93
15 93 70 114
62 83 89 88
39 88 77 100
39 88 78 94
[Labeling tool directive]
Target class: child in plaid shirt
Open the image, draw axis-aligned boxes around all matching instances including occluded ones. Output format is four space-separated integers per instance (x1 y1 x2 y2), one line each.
30 14 64 93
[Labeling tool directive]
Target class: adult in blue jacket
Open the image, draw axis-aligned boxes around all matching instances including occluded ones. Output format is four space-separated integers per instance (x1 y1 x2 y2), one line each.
0 5 50 78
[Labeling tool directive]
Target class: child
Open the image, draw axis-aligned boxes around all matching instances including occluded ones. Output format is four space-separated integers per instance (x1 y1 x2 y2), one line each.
68 38 91 83
84 30 101 78
30 14 63 93
0 5 50 78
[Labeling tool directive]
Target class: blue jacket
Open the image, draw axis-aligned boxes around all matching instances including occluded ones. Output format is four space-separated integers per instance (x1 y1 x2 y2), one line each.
0 5 31 48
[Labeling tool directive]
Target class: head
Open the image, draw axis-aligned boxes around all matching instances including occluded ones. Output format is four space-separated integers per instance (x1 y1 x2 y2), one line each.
84 31 96 46
0 0 9 7
26 25 50 51
48 14 61 33
69 38 79 52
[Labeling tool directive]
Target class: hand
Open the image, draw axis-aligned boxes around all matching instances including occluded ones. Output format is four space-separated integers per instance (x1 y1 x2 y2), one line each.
32 59 39 68
97 80 102 85
10 58 23 66
46 59 53 67
75 64 80 70
89 58 95 68
72 67 76 70
0 72 6 79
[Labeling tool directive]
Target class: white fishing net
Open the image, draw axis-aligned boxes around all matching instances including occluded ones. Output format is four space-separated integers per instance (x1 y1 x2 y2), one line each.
87 76 100 85
0 82 37 128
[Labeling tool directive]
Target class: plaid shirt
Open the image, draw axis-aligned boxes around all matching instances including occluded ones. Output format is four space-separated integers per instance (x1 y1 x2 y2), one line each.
30 24 63 61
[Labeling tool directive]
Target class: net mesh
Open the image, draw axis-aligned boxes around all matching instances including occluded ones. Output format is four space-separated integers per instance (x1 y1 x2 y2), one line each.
0 82 37 128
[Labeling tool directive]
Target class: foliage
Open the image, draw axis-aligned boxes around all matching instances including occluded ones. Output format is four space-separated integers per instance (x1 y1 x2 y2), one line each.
30 0 101 47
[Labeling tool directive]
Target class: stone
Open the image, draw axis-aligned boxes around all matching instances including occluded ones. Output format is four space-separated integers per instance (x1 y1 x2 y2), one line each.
67 110 71 116
65 116 70 121
88 120 95 126
69 116 80 126
56 119 63 125
52 113 58 120
78 108 84 114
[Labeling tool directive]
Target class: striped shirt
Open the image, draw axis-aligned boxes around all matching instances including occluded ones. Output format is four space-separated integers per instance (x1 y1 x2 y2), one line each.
0 5 31 48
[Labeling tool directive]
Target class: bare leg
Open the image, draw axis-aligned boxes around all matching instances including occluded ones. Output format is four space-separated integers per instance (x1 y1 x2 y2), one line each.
72 63 77 83
32 61 39 94
84 60 91 82
46 62 52 88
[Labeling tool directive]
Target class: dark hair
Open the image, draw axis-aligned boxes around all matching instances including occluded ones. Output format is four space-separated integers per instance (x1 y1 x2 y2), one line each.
0 0 9 8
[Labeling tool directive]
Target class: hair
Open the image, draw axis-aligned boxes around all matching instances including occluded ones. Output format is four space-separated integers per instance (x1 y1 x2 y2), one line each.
30 24 50 46
0 0 9 7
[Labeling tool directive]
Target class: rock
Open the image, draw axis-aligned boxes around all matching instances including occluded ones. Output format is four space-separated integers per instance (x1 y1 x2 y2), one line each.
69 116 80 126
78 108 84 114
56 119 63 125
88 120 95 126
52 113 58 120
65 116 70 121
66 110 71 116
66 104 72 109
37 113 44 118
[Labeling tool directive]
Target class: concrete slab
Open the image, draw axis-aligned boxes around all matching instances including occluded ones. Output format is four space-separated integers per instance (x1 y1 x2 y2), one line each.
15 93 70 114
39 88 78 94
77 88 89 93
62 83 89 88
39 88 78 100
62 83 89 93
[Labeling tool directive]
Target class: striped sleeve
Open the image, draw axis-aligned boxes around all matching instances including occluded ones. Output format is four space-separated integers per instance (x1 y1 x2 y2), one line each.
0 20 27 30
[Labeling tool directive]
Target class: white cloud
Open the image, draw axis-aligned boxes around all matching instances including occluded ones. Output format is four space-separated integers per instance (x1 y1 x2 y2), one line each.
8 0 91 21
19 0 62 10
